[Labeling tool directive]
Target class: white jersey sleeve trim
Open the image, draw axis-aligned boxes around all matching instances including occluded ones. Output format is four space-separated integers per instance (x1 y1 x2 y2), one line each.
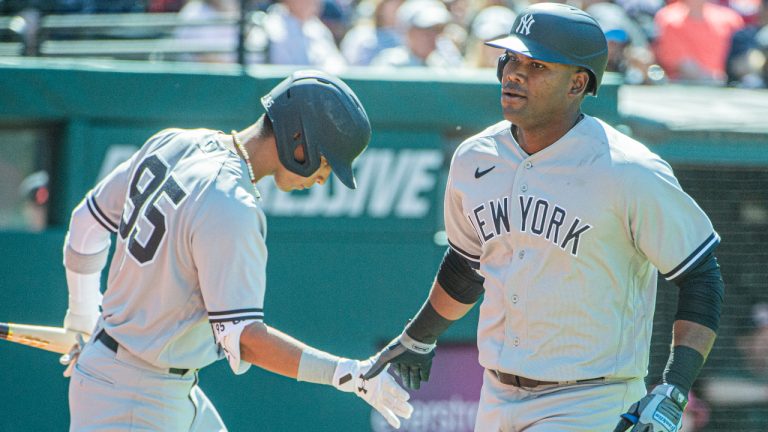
448 239 481 268
86 193 119 234
662 232 720 281
208 308 264 323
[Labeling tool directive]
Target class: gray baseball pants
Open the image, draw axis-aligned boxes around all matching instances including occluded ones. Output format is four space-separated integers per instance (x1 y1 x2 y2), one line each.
474 370 646 431
69 336 226 431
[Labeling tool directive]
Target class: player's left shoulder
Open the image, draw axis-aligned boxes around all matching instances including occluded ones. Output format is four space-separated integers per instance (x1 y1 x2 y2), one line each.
591 118 667 167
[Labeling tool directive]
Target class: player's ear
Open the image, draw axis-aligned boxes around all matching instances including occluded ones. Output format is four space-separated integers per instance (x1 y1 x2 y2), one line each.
293 140 306 163
569 69 589 97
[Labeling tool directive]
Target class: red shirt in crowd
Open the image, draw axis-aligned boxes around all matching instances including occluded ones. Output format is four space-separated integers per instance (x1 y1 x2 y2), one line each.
654 0 744 81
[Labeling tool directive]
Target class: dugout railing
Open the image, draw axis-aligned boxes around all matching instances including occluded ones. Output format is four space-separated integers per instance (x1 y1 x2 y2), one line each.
0 10 268 62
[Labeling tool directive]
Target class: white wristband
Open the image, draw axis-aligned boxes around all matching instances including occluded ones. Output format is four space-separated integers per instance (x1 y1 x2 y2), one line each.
400 331 436 354
297 347 341 386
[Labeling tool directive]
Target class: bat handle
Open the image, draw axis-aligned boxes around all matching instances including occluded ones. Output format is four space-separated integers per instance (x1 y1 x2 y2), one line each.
613 417 635 432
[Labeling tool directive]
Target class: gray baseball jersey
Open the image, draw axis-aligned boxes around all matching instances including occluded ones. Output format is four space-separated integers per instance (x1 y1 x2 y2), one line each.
444 115 719 382
85 128 266 371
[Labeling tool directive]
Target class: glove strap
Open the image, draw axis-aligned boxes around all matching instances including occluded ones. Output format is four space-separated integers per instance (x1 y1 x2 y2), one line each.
652 383 689 410
400 331 436 354
332 358 361 392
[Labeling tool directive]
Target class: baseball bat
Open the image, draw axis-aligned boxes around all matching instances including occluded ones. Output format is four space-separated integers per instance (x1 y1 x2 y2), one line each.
612 417 635 432
0 322 88 355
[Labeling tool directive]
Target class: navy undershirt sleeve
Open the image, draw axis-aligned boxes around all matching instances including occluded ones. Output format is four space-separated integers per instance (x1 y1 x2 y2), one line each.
672 252 724 332
436 247 485 305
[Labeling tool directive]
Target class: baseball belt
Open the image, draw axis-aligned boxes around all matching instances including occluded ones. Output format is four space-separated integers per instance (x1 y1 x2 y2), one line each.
95 329 190 376
491 369 605 388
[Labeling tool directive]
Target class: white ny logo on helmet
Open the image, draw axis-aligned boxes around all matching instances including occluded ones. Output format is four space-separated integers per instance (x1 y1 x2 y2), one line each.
262 94 274 108
516 14 535 35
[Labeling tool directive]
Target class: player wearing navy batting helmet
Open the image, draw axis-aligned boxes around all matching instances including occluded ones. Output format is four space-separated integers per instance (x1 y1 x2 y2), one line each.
61 70 413 431
365 4 724 432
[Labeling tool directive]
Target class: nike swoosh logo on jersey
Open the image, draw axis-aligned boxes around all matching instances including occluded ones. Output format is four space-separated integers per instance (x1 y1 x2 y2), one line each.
474 166 496 178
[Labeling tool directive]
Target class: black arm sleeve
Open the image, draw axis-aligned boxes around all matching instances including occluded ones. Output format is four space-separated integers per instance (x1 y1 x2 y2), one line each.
672 252 724 332
403 248 485 344
436 247 486 305
404 301 454 344
663 345 704 394
661 253 723 394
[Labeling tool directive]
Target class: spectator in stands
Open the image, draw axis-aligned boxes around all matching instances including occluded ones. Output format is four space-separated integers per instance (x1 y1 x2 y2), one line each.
340 0 404 65
653 0 744 84
612 0 664 44
700 301 768 431
371 0 461 67
441 0 471 60
587 1 659 84
148 0 185 12
52 0 146 13
614 0 666 17
463 5 516 69
174 0 239 63
320 0 354 45
726 0 768 86
716 0 763 25
0 0 144 14
261 0 347 71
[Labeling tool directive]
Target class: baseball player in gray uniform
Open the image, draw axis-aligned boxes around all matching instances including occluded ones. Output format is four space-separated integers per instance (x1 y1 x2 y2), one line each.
364 4 725 432
60 70 413 431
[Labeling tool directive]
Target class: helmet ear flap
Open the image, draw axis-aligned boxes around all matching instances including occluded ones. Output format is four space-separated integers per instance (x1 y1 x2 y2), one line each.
496 53 509 83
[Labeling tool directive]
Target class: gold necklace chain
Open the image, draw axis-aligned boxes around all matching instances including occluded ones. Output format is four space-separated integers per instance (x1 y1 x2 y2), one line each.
231 130 261 199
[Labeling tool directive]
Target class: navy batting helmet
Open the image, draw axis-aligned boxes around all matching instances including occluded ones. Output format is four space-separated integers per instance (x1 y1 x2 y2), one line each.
486 3 608 95
261 70 371 189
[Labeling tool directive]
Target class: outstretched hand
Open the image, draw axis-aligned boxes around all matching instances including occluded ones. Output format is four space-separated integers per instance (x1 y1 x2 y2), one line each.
363 333 435 390
333 359 413 429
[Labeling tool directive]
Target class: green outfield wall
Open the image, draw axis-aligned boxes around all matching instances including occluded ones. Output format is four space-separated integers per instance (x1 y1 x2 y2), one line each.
0 59 766 432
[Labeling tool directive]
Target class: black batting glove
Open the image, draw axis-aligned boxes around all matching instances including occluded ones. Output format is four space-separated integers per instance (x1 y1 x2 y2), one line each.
613 384 688 432
362 332 436 390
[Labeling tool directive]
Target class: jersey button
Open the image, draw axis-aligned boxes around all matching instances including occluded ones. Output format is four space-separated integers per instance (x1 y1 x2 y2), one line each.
513 337 520 346
518 250 525 259
521 184 528 192
524 161 532 169
511 294 519 303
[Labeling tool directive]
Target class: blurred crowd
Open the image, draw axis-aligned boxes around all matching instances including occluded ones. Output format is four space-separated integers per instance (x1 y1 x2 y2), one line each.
2 0 768 87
